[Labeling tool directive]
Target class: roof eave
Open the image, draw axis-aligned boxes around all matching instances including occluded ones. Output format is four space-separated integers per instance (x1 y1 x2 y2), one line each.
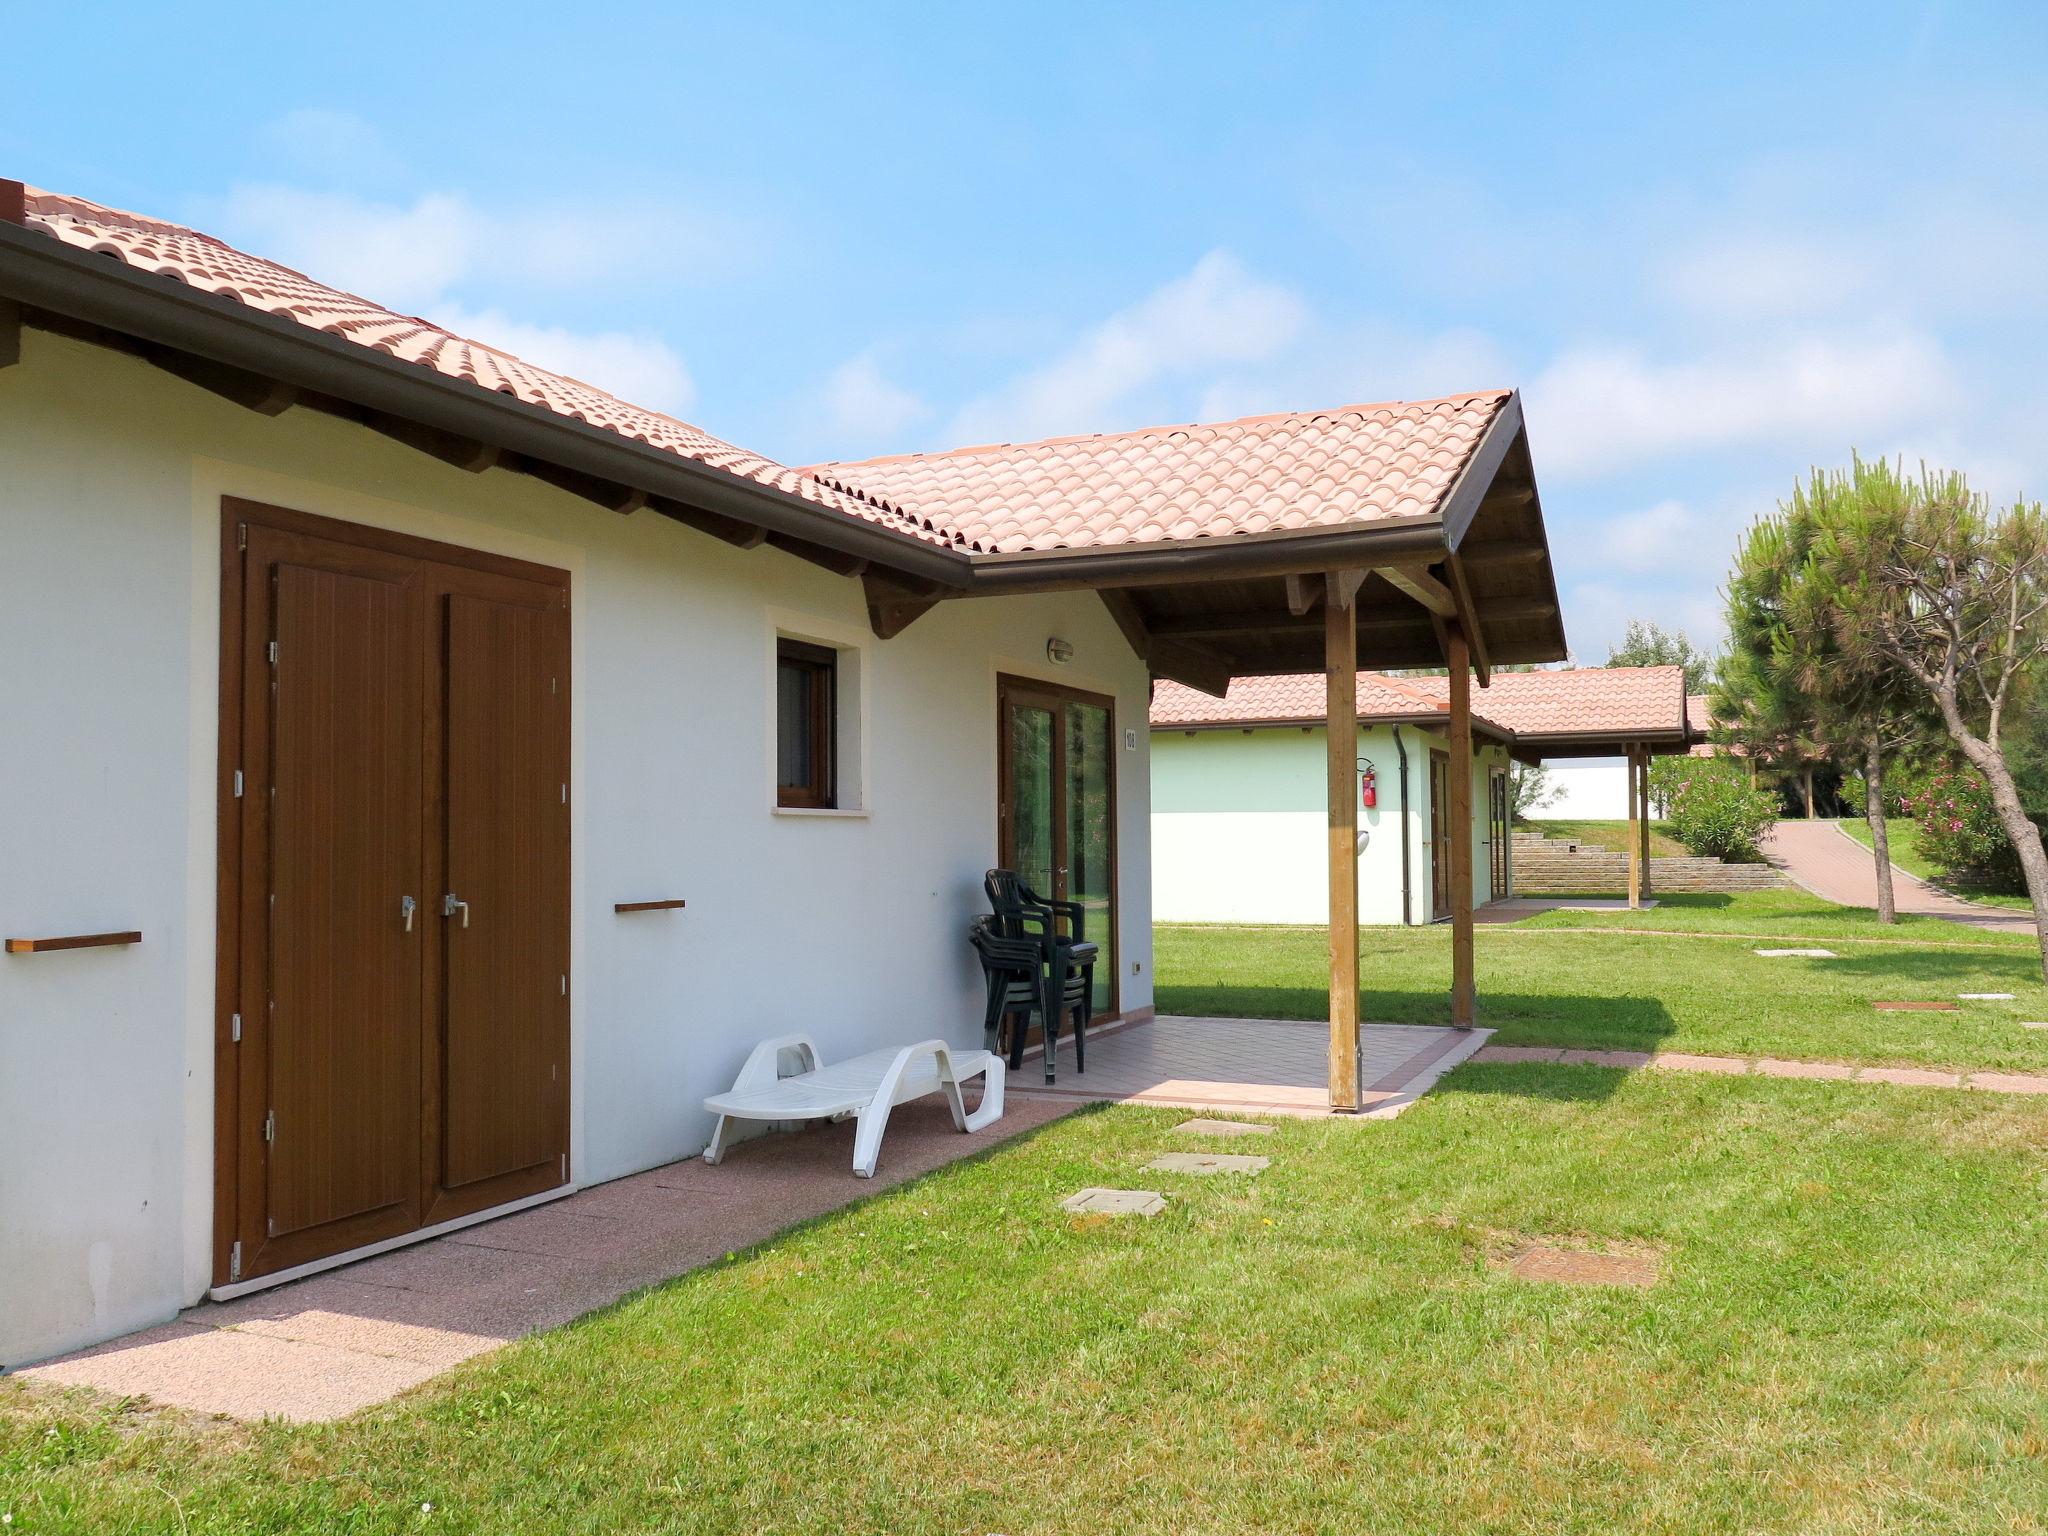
962 512 1449 593
0 220 973 587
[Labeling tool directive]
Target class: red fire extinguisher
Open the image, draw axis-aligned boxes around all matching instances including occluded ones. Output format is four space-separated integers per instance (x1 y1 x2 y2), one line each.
1358 757 1378 809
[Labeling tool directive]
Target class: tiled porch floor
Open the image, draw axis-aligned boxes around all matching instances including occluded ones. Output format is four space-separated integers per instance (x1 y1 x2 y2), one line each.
1011 1014 1492 1117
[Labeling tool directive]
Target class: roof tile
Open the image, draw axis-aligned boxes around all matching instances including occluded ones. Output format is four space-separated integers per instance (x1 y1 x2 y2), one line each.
1152 666 1690 743
17 187 959 550
805 393 1512 554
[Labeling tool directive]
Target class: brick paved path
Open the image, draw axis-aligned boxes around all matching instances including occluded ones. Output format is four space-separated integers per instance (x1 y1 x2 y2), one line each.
1473 1043 2048 1094
1761 819 2036 935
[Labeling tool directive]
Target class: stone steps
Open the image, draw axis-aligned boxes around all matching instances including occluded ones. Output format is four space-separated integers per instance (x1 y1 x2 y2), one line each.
1510 831 1786 894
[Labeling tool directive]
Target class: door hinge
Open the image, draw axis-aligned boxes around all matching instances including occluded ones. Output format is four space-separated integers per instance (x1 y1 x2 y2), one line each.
228 1240 242 1281
267 639 279 665
237 523 248 552
560 1153 567 1180
560 783 567 804
230 1011 242 1043
263 1110 275 1144
233 769 244 798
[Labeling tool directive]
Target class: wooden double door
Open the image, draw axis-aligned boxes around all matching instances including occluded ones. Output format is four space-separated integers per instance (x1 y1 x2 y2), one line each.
217 501 570 1286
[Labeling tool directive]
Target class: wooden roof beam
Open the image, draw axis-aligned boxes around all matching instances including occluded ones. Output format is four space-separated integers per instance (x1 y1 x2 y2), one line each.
0 298 18 368
764 530 868 578
1375 563 1456 617
139 345 295 416
517 456 648 514
1148 595 1558 645
362 412 499 473
647 496 769 549
863 570 944 639
1101 589 1232 697
1444 552 1492 686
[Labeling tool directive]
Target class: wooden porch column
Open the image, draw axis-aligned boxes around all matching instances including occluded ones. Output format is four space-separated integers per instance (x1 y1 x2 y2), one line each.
1325 575 1362 1110
1447 623 1475 1029
1626 744 1643 910
1637 752 1652 902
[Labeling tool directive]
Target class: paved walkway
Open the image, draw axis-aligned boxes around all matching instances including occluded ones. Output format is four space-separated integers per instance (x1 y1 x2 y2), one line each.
21 1094 1074 1422
1475 1042 2048 1093
1762 818 2036 934
1011 1015 1492 1118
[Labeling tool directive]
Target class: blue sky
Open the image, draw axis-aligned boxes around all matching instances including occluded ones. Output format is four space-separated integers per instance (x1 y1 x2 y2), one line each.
8 2 2046 659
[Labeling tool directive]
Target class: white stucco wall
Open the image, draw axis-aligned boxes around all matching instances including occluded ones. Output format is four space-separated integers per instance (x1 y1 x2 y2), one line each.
1151 722 1507 925
0 330 1154 1367
1525 757 1629 820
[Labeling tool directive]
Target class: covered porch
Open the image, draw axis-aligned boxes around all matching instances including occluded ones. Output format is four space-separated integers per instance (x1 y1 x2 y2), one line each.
834 390 1570 1109
1010 1014 1493 1118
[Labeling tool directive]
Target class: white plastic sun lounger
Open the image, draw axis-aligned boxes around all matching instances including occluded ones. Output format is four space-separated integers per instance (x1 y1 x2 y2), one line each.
702 1034 1006 1178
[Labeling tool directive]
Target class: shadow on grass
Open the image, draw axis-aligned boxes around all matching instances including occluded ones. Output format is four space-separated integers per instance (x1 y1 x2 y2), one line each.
1816 948 2046 987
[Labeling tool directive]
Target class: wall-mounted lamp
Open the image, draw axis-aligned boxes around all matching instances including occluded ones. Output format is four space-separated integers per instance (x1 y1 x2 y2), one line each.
1045 637 1074 665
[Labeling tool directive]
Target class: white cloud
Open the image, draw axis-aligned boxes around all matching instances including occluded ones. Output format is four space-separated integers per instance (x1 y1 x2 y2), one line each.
943 252 1307 444
1602 499 1697 575
1195 323 1513 424
820 355 927 446
1527 325 1960 480
216 184 750 314
1655 235 1871 320
1563 580 1727 665
437 307 694 416
222 186 474 313
259 108 403 185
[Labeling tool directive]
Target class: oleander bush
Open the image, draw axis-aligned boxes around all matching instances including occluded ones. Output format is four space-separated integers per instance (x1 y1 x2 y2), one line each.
1650 757 1779 861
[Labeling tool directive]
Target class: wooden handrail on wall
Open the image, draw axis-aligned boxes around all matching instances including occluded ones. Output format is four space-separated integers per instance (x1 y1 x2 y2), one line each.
613 900 685 913
6 931 142 954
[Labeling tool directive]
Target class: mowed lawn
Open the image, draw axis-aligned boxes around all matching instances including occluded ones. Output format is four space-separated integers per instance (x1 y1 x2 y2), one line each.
7 896 2048 1534
1159 893 2048 1071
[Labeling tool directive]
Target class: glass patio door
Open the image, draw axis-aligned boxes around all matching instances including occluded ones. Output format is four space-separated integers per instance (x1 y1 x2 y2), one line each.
998 677 1117 1018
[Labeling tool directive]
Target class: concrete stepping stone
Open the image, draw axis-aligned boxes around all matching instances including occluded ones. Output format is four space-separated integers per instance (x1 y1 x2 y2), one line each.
1145 1152 1270 1176
1874 1000 1959 1012
1172 1118 1274 1139
1959 992 2016 1001
2021 1022 2048 1031
1755 948 1837 958
1060 1188 1165 1216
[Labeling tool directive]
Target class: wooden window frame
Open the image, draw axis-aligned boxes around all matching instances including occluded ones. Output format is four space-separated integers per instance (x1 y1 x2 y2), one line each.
776 638 838 809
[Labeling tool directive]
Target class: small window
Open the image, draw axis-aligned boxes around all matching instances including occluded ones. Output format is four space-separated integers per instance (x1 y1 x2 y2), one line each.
776 638 837 808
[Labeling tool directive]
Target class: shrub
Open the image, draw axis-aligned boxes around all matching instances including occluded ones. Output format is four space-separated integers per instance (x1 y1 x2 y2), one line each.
1904 767 2026 890
1649 757 1779 861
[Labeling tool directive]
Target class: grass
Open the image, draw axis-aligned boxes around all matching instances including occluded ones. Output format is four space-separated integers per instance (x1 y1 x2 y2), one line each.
1157 894 2048 1070
1524 816 1689 859
1518 887 2035 944
8 1074 2048 1533
10 893 2048 1533
1836 816 2036 911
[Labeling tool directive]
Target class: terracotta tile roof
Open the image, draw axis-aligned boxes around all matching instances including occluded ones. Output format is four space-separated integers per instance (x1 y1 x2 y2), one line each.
805 392 1513 554
16 186 961 550
1150 672 1512 737
1152 665 1690 744
10 180 1532 571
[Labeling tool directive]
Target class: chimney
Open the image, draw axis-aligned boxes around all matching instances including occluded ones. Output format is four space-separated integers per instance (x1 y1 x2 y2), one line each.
0 179 25 225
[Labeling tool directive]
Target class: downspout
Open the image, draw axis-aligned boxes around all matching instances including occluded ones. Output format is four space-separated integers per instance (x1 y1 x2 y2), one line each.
1393 725 1413 926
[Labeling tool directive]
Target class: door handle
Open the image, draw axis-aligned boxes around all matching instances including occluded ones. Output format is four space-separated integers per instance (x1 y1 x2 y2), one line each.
443 893 470 928
401 895 417 932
